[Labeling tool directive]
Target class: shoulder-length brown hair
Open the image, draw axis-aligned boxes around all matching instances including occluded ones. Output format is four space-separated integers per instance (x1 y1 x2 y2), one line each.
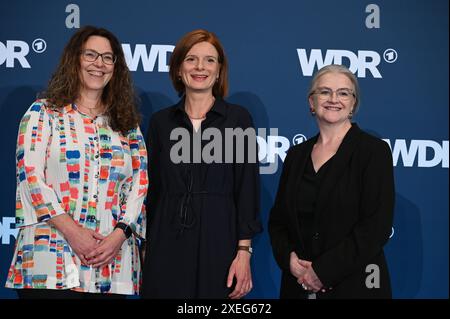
42 25 140 134
169 29 228 98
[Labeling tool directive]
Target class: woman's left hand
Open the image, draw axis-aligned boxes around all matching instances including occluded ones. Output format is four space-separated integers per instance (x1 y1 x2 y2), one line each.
297 259 324 293
227 250 253 299
85 229 127 268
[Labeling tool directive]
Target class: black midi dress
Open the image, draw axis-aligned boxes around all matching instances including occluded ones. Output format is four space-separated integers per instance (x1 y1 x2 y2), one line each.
141 98 262 298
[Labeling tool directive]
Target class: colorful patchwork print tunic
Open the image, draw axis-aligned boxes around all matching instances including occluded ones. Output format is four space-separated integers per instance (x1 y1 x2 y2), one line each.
5 100 148 295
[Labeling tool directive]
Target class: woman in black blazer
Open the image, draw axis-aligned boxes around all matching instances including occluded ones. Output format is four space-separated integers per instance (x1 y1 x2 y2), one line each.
268 64 395 299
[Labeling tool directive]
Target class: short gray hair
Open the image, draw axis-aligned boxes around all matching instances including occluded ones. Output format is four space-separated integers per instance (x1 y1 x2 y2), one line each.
308 64 360 113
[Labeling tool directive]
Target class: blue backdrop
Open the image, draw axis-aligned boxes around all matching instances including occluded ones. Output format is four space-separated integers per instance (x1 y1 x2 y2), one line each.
0 0 448 299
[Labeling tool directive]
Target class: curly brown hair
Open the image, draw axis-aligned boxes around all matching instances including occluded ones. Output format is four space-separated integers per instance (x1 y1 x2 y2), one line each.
169 29 228 98
41 25 140 135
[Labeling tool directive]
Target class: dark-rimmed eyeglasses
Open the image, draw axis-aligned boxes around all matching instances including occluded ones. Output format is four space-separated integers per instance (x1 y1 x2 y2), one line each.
81 49 117 65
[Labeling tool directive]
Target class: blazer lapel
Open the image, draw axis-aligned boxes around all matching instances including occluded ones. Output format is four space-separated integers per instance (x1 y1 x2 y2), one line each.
313 123 363 225
288 135 318 244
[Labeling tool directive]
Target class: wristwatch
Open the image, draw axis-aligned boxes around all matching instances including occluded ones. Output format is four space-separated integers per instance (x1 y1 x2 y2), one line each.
115 222 132 239
237 245 253 254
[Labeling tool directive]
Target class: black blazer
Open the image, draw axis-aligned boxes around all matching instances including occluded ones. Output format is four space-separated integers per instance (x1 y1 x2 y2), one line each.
268 123 395 299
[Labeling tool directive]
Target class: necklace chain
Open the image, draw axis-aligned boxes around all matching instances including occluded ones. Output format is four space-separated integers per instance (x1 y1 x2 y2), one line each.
188 114 206 120
75 101 104 118
185 99 215 120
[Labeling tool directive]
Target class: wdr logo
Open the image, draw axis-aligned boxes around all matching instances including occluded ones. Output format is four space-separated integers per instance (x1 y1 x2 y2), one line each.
297 48 398 78
384 139 449 168
0 39 47 68
122 44 174 72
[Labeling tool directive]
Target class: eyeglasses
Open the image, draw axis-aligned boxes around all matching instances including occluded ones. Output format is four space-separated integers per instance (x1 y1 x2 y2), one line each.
312 88 355 102
81 49 117 65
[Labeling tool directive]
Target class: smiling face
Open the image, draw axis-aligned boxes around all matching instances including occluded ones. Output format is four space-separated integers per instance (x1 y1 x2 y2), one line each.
179 41 220 96
79 35 114 98
309 72 356 125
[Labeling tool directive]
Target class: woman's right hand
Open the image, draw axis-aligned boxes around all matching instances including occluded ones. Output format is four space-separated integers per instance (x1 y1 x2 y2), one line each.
65 227 105 265
47 214 105 265
290 252 325 293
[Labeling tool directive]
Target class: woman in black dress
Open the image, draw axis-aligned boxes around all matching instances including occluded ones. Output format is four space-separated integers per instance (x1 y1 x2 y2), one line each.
142 29 262 299
269 64 395 299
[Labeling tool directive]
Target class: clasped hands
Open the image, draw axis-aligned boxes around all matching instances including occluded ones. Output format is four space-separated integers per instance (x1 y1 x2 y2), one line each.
66 227 127 268
289 251 326 293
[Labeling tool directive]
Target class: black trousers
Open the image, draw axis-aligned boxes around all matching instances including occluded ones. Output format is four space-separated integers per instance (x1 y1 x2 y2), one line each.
16 289 127 299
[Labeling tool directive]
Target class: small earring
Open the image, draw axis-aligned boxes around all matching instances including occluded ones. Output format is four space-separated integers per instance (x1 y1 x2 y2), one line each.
310 109 316 116
348 111 353 119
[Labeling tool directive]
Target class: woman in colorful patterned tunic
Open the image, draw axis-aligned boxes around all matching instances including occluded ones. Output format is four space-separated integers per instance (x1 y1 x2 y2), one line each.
5 26 148 299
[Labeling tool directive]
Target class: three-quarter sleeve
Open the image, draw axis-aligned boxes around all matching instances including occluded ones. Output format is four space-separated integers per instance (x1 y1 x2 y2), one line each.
15 100 67 227
312 140 395 287
233 109 263 239
119 126 148 239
